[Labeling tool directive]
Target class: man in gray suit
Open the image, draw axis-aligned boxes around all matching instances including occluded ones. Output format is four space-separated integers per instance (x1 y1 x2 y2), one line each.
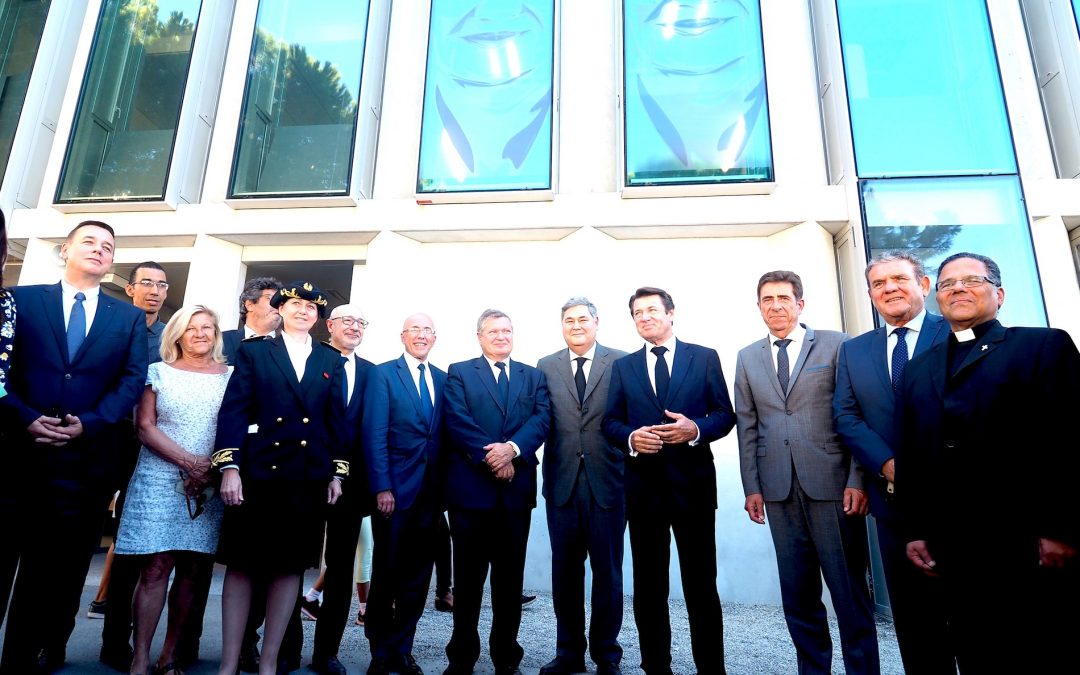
735 270 878 675
537 298 628 675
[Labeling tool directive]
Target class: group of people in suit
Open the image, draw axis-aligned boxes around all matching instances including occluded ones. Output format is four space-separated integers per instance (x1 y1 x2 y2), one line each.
0 215 1077 675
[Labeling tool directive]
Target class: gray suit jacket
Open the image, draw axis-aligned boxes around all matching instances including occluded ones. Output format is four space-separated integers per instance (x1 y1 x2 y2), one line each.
735 324 863 502
538 343 627 509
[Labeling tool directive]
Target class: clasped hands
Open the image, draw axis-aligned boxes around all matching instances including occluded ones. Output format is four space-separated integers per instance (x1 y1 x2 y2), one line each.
483 442 516 481
630 410 698 454
28 414 84 446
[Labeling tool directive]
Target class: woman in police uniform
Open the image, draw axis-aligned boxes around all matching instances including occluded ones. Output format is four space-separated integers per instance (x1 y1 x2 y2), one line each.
212 281 349 675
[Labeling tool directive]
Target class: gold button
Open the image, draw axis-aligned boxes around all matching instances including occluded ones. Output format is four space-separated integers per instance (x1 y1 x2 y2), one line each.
300 440 307 447
302 417 310 424
271 465 277 470
276 417 283 423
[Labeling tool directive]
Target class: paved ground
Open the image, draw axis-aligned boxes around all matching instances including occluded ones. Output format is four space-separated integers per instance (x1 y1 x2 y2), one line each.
3 553 903 674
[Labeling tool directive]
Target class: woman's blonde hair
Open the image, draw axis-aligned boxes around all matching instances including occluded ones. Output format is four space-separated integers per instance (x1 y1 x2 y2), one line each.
160 305 226 364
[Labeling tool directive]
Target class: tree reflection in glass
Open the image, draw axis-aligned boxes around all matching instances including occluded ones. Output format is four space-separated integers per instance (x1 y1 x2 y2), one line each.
417 0 554 193
623 0 772 187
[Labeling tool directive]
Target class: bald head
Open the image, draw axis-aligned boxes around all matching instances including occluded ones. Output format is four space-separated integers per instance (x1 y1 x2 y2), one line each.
401 313 437 361
326 304 367 356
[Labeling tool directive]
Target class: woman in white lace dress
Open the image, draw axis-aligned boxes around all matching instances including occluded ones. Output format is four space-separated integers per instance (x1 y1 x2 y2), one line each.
116 305 232 675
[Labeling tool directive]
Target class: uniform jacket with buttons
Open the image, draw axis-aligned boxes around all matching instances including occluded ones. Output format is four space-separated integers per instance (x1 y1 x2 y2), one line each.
215 334 348 481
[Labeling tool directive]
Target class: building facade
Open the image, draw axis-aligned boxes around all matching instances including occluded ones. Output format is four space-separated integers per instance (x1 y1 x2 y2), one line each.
3 0 1080 607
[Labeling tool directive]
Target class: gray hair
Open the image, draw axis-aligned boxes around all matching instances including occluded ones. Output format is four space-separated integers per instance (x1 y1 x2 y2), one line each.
560 297 597 319
864 251 928 283
937 252 1002 286
476 309 511 333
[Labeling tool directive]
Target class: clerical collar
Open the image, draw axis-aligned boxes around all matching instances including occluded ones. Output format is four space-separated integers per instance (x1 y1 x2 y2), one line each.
953 328 976 342
951 319 997 343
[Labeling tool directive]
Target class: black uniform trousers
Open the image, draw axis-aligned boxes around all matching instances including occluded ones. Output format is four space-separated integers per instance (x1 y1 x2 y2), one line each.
311 488 366 661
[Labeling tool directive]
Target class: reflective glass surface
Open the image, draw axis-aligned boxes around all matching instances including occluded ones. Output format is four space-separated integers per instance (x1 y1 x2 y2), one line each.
0 0 51 181
57 0 201 202
623 0 772 186
837 0 1016 177
417 0 554 194
861 176 1046 327
1074 0 1080 37
230 0 370 198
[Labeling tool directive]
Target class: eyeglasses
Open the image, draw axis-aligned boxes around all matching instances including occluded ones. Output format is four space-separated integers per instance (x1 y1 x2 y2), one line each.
331 316 369 328
175 471 214 520
935 275 997 292
403 327 435 336
134 279 169 290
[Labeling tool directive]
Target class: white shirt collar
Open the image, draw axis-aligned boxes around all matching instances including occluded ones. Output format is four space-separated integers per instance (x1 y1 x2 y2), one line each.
887 308 927 336
60 279 100 300
568 344 597 362
644 335 677 353
769 323 806 346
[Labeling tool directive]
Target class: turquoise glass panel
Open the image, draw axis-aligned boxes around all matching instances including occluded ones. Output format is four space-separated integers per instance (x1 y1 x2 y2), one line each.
0 0 51 181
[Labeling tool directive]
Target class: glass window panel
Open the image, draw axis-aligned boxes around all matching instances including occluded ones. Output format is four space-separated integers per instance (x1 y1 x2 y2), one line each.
417 0 555 194
837 0 1016 178
230 0 370 198
622 0 773 187
0 0 51 181
861 175 1046 327
56 0 201 202
1074 0 1080 38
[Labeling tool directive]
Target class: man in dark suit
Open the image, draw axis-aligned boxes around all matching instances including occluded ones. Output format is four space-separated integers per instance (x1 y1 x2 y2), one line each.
735 271 877 675
833 252 955 674
306 303 375 675
443 309 550 675
362 313 446 675
0 220 148 673
537 298 627 675
899 252 1080 672
215 275 281 672
602 287 735 675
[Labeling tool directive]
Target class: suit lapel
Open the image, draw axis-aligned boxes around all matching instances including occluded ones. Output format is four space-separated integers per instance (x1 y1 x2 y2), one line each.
954 321 1006 378
759 339 785 400
583 345 609 404
553 350 578 403
870 327 892 399
786 325 814 393
914 313 948 355
507 360 526 410
630 347 664 414
74 293 119 364
268 335 304 401
431 366 446 429
42 284 70 363
394 356 426 421
666 340 693 405
299 345 328 406
474 357 506 414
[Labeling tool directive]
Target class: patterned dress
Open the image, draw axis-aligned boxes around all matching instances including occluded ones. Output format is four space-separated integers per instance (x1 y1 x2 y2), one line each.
0 287 14 395
116 362 232 555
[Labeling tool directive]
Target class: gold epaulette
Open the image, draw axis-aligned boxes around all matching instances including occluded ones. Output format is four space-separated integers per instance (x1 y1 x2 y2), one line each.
211 448 236 469
333 459 350 477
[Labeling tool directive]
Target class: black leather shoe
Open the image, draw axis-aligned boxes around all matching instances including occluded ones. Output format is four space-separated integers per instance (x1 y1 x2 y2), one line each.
442 664 472 675
238 642 260 673
596 665 623 675
539 657 586 675
495 668 523 675
520 594 537 606
277 656 301 674
310 655 348 675
367 657 392 675
398 654 425 675
37 648 66 673
99 645 133 672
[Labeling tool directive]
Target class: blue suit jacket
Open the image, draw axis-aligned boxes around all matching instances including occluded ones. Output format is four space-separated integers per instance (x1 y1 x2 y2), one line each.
2 283 147 482
602 339 735 514
833 312 949 520
443 356 550 511
362 355 446 511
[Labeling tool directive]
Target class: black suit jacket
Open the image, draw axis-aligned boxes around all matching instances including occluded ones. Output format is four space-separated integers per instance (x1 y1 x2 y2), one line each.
2 283 147 482
215 334 348 482
602 340 735 514
443 356 550 511
898 320 1080 556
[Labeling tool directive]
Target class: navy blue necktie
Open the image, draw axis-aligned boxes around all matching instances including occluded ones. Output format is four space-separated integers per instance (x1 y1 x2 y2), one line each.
574 357 587 404
495 361 509 407
418 363 434 423
651 346 669 406
341 357 351 407
891 327 909 391
775 339 792 394
67 292 87 360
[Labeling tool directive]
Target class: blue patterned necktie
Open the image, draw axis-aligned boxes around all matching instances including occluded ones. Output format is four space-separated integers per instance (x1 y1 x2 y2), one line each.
418 362 434 423
891 327 909 391
651 346 669 406
775 339 792 394
495 361 509 407
67 292 87 360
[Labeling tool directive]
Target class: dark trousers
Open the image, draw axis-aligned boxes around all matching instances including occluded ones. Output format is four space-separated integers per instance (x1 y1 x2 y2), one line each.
366 494 437 660
627 505 724 675
875 517 956 674
1 482 112 673
546 467 625 667
312 490 365 661
446 507 531 672
433 511 452 596
100 553 139 653
766 479 878 675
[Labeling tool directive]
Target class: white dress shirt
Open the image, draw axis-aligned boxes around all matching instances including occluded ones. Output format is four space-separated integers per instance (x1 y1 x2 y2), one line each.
342 354 356 405
281 332 312 381
60 280 100 337
403 352 434 402
886 309 926 379
569 344 597 381
768 323 807 376
482 355 520 456
644 335 677 395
